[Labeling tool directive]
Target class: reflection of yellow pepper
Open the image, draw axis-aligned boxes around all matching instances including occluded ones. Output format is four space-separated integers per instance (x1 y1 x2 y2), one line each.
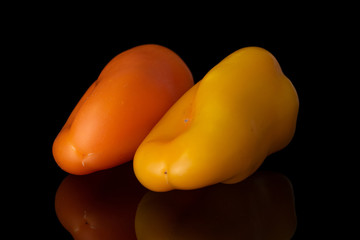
135 171 297 239
134 47 299 192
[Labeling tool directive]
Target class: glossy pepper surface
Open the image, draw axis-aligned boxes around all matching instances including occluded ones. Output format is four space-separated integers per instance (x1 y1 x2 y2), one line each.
53 44 194 175
134 47 299 192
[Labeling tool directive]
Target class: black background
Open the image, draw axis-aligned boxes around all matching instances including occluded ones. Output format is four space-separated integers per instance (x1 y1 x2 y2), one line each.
5 6 353 239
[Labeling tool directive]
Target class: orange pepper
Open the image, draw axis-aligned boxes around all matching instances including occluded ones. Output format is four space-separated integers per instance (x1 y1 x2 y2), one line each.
53 44 194 175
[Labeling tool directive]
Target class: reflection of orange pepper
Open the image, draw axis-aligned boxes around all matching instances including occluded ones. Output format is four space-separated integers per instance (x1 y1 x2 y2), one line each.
135 171 297 239
55 162 147 239
53 44 194 175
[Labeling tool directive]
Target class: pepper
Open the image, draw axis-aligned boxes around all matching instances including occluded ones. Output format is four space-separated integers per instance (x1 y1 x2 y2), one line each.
133 47 299 192
53 44 193 175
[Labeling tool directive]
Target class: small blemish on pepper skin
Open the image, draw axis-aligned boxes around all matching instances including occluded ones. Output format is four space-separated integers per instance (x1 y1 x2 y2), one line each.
184 119 189 123
164 170 169 185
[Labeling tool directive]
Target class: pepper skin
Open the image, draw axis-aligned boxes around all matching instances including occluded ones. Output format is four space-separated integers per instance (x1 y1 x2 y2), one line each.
135 171 297 240
134 47 299 192
53 44 194 175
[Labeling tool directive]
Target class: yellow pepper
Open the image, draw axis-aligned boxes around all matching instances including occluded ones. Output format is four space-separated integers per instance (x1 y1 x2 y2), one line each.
133 47 299 192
